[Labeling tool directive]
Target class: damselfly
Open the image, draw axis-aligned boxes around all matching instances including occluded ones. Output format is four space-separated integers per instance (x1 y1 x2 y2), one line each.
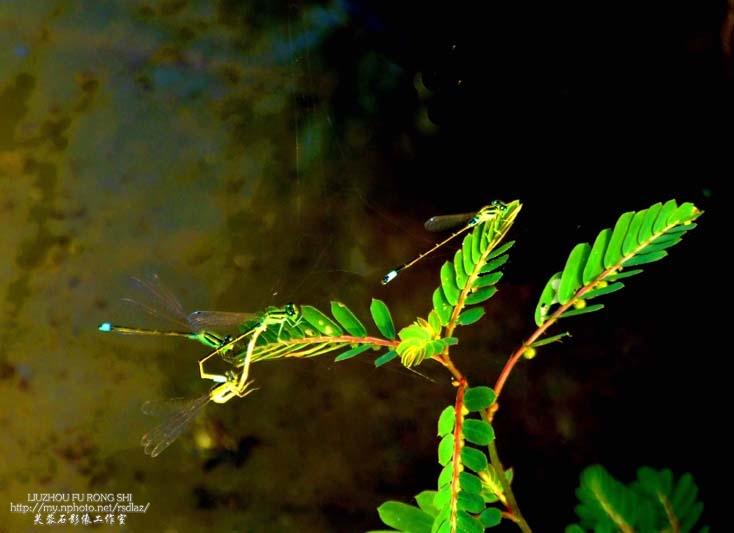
140 378 258 458
141 314 273 458
98 275 253 351
381 200 508 284
198 303 301 387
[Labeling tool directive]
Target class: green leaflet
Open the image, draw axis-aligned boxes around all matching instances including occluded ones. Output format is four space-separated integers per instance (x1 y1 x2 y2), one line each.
438 463 453 488
376 501 433 533
479 508 502 527
462 232 475 274
437 406 456 436
670 201 699 223
582 228 610 285
463 386 496 411
460 446 488 473
472 271 503 289
415 490 439 517
558 243 591 304
301 305 343 336
437 434 454 466
535 271 562 326
622 208 648 256
398 337 457 367
457 490 485 513
463 419 494 446
374 350 398 367
478 254 511 277
465 286 497 306
486 239 515 261
454 510 484 533
653 199 678 233
330 301 367 337
433 287 453 326
428 310 443 334
645 235 682 254
454 249 469 288
333 344 373 361
458 471 483 495
370 298 396 340
622 250 668 268
398 321 432 341
604 210 634 267
440 262 461 306
638 202 662 241
432 505 451 533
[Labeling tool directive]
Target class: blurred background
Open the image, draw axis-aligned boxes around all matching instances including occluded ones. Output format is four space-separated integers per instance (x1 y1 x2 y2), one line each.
0 1 727 531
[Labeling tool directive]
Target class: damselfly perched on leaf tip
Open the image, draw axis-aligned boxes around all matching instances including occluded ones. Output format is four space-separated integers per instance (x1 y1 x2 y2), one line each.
381 200 509 285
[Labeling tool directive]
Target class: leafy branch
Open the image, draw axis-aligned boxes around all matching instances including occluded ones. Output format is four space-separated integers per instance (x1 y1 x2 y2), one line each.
106 197 708 532
566 465 707 533
492 199 702 403
226 199 529 533
363 199 705 533
231 200 523 383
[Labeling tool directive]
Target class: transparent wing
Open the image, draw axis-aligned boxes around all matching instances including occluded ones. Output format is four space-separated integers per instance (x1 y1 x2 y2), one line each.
123 275 191 330
140 394 210 457
187 310 255 333
423 212 474 232
124 275 252 335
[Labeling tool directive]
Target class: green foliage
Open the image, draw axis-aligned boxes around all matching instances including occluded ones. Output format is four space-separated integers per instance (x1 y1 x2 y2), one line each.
227 298 399 365
331 301 367 336
534 199 702 328
432 385 503 533
226 198 707 532
236 202 523 370
378 385 506 533
364 199 706 533
371 298 396 340
109 198 708 532
463 386 496 411
567 465 708 533
372 499 435 533
402 200 522 366
432 201 521 328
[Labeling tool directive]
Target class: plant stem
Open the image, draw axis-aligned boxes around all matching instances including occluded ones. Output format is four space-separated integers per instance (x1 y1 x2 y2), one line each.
433 352 464 383
488 439 532 533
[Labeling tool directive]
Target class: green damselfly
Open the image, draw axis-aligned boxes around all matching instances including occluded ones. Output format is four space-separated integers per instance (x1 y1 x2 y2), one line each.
140 304 299 457
381 200 508 284
98 275 253 350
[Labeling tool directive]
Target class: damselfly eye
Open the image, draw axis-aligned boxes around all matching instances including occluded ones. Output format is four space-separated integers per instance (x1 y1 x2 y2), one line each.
490 199 508 211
